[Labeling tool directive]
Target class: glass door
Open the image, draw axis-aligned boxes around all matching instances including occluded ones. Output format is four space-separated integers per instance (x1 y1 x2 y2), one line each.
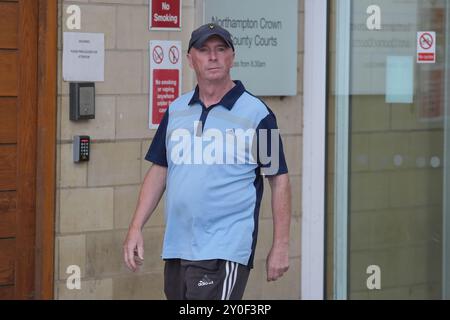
327 0 450 299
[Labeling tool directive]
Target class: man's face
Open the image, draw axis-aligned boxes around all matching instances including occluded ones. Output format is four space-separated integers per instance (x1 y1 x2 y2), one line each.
187 36 235 82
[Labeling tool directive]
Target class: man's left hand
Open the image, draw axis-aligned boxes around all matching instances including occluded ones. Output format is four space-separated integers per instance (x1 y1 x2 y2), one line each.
266 245 289 281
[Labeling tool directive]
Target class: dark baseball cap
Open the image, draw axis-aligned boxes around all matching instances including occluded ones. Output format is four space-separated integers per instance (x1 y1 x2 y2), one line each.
188 23 235 52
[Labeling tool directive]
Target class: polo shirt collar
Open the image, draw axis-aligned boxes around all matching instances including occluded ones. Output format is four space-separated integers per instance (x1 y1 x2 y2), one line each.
188 80 245 110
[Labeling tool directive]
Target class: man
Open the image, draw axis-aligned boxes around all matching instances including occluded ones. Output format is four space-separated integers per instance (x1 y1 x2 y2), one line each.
123 23 291 300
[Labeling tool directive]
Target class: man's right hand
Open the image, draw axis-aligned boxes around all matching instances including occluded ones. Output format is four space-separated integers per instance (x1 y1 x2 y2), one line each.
123 227 144 272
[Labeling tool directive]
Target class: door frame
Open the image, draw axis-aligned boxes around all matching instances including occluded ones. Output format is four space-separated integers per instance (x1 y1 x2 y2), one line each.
301 0 328 300
333 0 351 300
35 0 57 299
443 0 450 300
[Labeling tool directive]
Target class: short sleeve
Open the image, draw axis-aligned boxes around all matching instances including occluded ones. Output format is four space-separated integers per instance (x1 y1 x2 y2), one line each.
256 113 288 176
145 109 169 167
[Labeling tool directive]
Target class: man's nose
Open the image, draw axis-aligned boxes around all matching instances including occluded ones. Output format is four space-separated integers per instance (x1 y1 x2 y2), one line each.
208 50 218 60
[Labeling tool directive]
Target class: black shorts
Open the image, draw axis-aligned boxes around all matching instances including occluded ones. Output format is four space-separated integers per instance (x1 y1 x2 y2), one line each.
164 259 251 300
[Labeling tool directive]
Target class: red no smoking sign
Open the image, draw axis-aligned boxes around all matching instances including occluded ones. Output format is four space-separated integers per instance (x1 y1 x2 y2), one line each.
149 0 181 30
417 31 436 63
149 40 182 128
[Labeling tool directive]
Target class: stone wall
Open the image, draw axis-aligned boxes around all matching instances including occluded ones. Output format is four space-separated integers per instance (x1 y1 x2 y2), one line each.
56 0 304 299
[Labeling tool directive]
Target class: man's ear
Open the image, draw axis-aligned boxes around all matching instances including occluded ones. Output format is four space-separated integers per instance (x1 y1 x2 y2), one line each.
230 52 236 67
186 53 194 69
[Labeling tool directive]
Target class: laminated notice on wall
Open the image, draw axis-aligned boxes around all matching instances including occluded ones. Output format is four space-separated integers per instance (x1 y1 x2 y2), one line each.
386 56 414 104
63 32 104 82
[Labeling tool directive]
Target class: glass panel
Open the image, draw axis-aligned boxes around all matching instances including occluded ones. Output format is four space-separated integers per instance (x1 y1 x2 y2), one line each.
327 0 449 299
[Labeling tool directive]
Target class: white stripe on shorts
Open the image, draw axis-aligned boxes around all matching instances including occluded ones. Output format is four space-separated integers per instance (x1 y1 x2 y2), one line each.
221 261 238 300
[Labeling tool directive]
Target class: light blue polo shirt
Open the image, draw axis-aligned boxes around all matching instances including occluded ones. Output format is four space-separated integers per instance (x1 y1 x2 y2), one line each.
145 80 288 267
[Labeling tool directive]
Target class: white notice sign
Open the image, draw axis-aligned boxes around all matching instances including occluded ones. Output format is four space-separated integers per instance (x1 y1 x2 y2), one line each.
385 56 414 104
350 0 417 95
204 0 298 96
63 32 105 82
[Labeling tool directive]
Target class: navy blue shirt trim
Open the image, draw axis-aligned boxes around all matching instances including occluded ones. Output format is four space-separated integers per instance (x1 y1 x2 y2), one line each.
188 80 245 110
256 113 288 176
188 81 246 133
248 167 263 268
145 109 169 167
